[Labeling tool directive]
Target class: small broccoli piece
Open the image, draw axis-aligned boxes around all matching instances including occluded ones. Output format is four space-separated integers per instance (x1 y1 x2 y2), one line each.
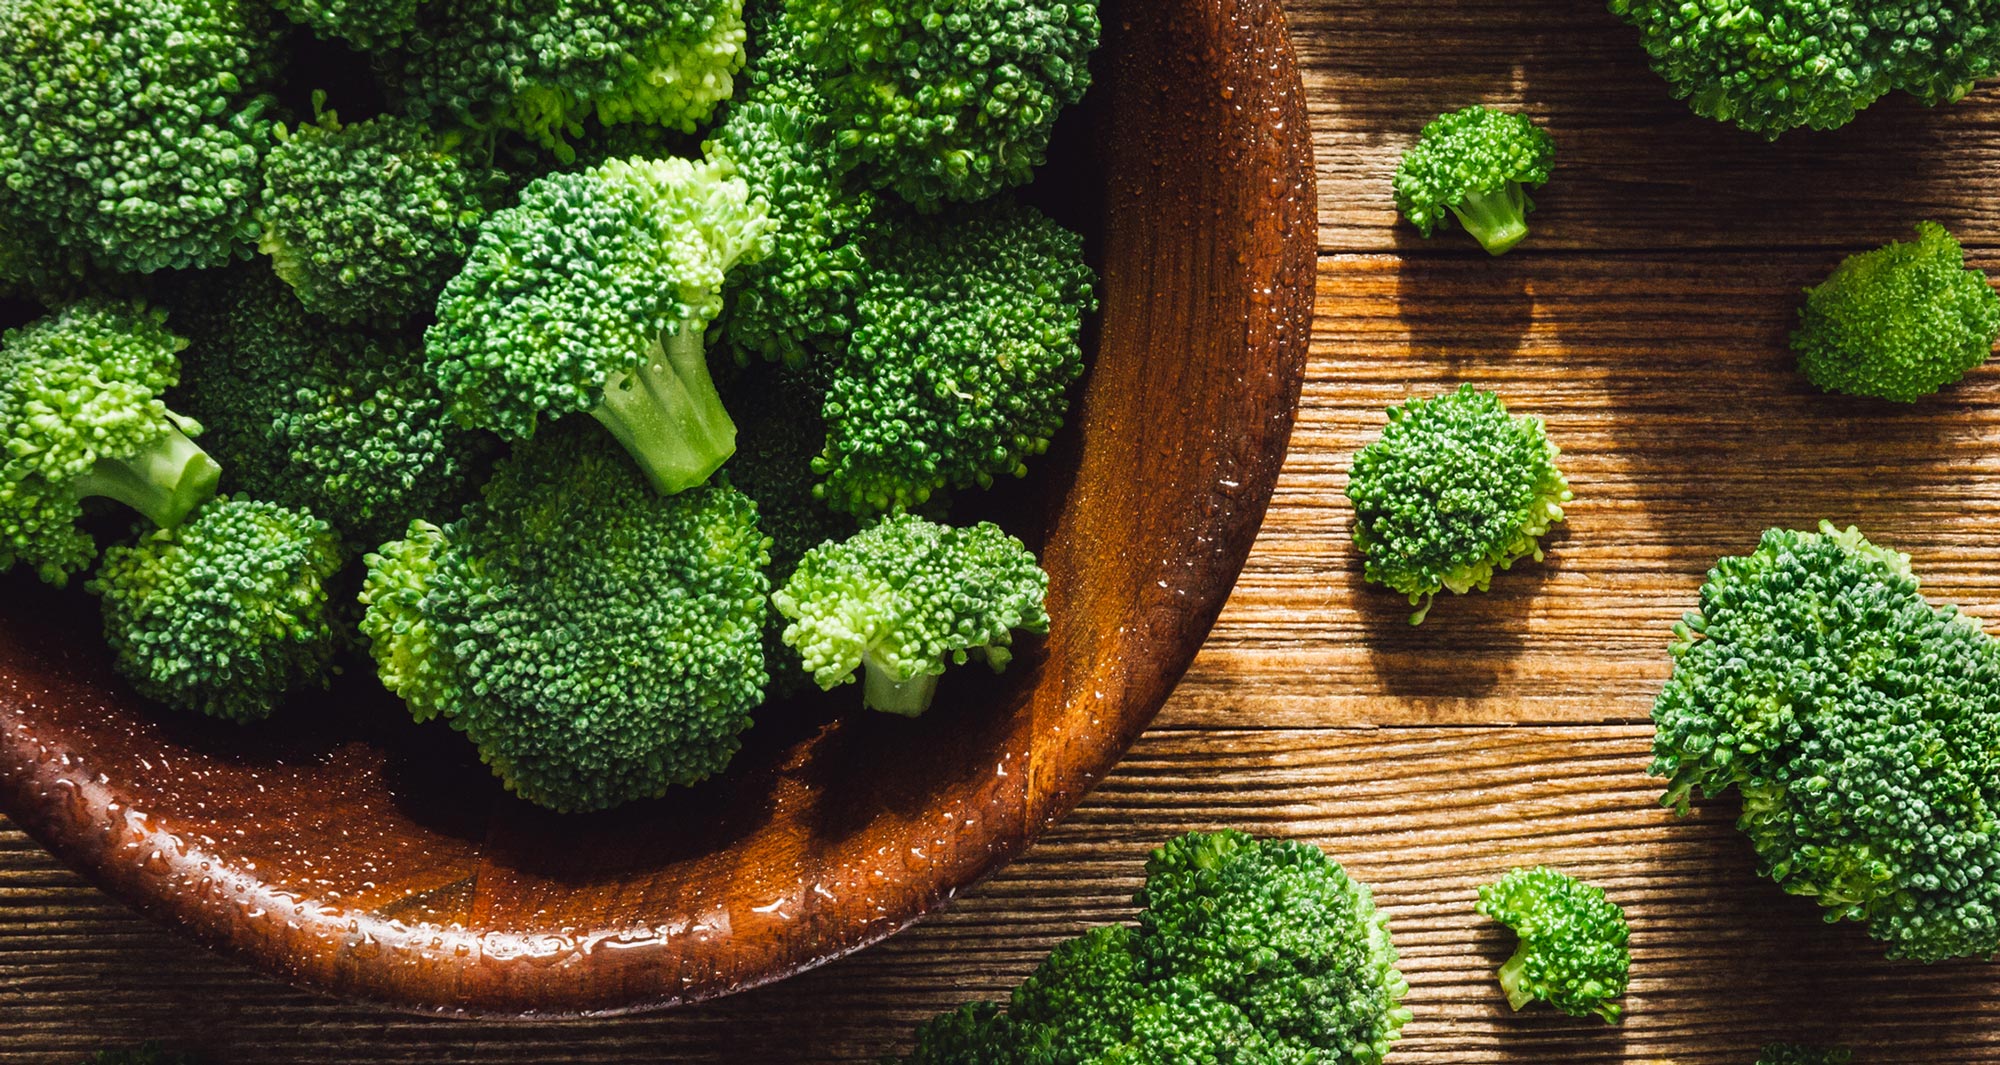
81 1046 204 1065
1345 385 1570 624
1653 522 2000 962
786 0 1098 208
1393 105 1555 256
817 201 1096 515
1792 222 1999 403
900 1003 1027 1065
428 154 769 494
359 419 770 812
1757 1044 1853 1065
1475 866 1631 1023
91 498 342 722
773 514 1048 716
273 0 426 50
259 103 498 325
0 300 221 586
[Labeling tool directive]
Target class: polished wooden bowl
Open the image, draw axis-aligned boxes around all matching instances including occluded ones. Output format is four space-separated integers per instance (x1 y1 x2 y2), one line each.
0 0 1313 1016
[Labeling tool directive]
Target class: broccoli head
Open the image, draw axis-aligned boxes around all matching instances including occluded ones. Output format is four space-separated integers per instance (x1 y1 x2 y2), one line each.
1792 222 1999 403
1393 105 1555 256
787 0 1099 208
359 419 771 812
1653 522 2000 962
0 300 221 585
1346 385 1570 624
273 0 426 50
91 498 343 723
1757 1045 1853 1065
1476 866 1631 1023
427 154 770 494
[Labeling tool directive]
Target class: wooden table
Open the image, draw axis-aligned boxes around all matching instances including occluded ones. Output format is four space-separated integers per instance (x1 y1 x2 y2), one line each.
8 0 2000 1060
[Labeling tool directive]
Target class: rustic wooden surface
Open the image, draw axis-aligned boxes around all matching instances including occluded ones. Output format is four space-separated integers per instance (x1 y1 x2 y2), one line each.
7 0 2000 1059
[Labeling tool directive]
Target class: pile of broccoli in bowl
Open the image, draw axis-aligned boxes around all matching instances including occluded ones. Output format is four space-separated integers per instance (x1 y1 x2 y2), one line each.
0 0 1104 814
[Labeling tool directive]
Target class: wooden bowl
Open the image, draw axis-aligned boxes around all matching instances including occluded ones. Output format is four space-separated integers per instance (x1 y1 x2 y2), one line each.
0 0 1313 1017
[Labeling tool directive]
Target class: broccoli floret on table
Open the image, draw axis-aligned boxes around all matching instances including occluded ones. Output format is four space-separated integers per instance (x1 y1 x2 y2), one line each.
1476 866 1631 1023
1393 105 1555 256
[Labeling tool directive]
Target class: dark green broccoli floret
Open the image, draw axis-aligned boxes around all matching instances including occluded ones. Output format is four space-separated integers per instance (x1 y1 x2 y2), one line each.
0 300 221 585
81 1045 204 1065
1653 522 2000 962
786 0 1099 209
274 0 426 50
1476 866 1631 1023
1757 1044 1853 1065
1792 222 1999 402
816 201 1096 515
359 419 771 812
1392 105 1555 256
1345 385 1570 624
427 155 769 494
91 498 343 722
1609 0 1999 136
0 0 280 278
259 103 499 325
773 514 1047 716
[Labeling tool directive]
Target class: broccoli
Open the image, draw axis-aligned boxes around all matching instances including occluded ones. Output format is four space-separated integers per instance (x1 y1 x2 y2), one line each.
0 300 221 586
1653 522 2000 962
427 154 770 495
816 201 1096 515
724 364 849 583
1792 222 2000 403
91 498 343 723
359 418 771 812
895 830 1411 1065
1476 866 1631 1023
259 102 499 325
0 0 280 279
273 0 426 50
786 0 1099 209
773 513 1048 716
81 1046 204 1065
1392 105 1556 256
1345 385 1570 624
1609 0 1999 136
1757 1045 1853 1065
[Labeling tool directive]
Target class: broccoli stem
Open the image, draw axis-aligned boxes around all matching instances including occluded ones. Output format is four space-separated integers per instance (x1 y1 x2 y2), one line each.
1495 947 1536 1012
68 421 221 530
591 325 737 495
1449 184 1531 256
863 654 942 717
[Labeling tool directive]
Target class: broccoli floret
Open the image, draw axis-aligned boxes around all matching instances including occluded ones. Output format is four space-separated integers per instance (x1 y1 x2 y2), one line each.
1609 0 1999 136
1653 522 2000 962
81 1046 204 1065
1345 384 1570 624
0 300 221 586
1476 866 1631 1023
1393 105 1555 256
1757 1044 1853 1065
0 0 280 278
90 498 343 722
427 154 769 494
787 0 1099 208
816 201 1096 515
274 0 426 50
1792 222 2000 403
359 419 770 812
259 103 499 325
773 513 1048 716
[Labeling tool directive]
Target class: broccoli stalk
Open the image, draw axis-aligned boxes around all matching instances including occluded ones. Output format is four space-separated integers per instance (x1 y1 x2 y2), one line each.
591 327 738 495
67 414 220 533
1446 182 1532 257
1392 105 1555 256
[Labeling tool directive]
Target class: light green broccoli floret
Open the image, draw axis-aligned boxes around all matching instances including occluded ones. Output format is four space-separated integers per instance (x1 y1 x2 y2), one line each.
273 0 426 49
1756 1044 1853 1065
0 300 221 585
1792 222 2000 402
1476 866 1631 1023
357 519 450 722
773 513 1047 716
1345 385 1570 624
1392 105 1555 256
1653 522 2000 962
90 498 343 723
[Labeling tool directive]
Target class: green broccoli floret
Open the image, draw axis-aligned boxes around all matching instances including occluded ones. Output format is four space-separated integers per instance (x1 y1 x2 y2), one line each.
1392 105 1555 256
1609 0 1998 136
359 418 770 812
786 0 1099 208
1653 522 2000 962
1475 866 1631 1023
259 102 499 325
0 300 222 585
90 498 343 722
273 0 426 50
1345 385 1570 624
0 0 280 278
1757 1044 1853 1065
816 201 1096 515
1792 222 2000 403
427 154 769 494
81 1045 204 1065
773 513 1047 716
